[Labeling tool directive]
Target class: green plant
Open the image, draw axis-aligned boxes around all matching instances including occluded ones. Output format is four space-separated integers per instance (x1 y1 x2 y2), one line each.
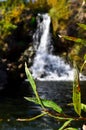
22 62 86 129
59 23 86 70
48 0 71 33
59 23 86 116
0 0 25 39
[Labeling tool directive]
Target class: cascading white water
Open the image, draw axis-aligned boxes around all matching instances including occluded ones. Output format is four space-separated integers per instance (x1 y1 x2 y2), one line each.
30 13 85 81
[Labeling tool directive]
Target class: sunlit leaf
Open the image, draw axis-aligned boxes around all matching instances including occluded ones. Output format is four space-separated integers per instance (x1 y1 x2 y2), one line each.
58 119 73 130
80 54 86 72
63 35 83 43
47 0 57 7
64 127 78 130
25 62 36 92
24 97 63 114
61 35 86 46
78 23 86 30
25 63 44 108
73 63 81 116
84 54 86 61
68 103 86 113
52 18 58 33
81 103 86 112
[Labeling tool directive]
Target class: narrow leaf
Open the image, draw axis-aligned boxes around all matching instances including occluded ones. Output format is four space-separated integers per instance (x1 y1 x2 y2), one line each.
24 97 63 114
73 63 81 116
68 103 86 113
80 61 86 73
80 54 86 72
58 119 73 130
84 54 86 61
25 62 36 92
64 127 78 130
63 35 83 43
25 63 44 108
78 23 86 30
61 35 86 46
81 103 86 112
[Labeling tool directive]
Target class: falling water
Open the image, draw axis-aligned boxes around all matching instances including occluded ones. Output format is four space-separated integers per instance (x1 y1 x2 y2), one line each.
30 13 85 81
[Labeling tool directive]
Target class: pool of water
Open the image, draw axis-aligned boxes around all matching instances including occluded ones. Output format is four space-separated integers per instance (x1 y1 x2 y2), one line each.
0 98 62 130
0 81 86 130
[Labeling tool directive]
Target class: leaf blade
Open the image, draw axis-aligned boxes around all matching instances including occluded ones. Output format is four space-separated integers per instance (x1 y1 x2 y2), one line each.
24 97 63 114
81 103 86 112
58 119 73 130
78 23 86 30
73 64 81 116
25 63 44 108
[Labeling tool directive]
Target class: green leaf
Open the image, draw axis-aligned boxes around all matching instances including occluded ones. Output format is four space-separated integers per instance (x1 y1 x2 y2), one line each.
80 55 86 72
73 64 81 116
30 17 36 26
25 63 36 91
81 103 86 112
78 23 86 30
24 97 63 114
62 35 86 46
84 54 86 61
67 103 86 113
63 35 83 43
58 119 73 130
25 63 44 108
64 127 78 130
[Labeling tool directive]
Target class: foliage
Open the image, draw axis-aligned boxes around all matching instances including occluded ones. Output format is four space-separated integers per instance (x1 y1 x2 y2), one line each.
0 0 25 39
80 54 86 72
81 103 86 112
27 0 48 11
60 23 86 69
58 119 74 130
24 97 63 114
73 62 81 116
26 0 71 33
25 62 44 108
24 62 86 129
61 35 86 46
48 0 71 33
59 23 86 116
61 23 86 46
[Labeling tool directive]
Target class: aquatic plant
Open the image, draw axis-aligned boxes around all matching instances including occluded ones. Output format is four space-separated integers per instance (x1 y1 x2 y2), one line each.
24 61 86 129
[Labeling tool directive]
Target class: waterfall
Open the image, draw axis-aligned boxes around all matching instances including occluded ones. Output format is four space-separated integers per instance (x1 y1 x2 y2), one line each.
30 13 85 81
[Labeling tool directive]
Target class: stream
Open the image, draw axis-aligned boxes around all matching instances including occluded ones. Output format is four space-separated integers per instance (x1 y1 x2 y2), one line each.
0 81 86 130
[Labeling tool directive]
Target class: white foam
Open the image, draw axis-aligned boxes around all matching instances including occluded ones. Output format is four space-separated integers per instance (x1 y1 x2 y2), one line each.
30 13 86 81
